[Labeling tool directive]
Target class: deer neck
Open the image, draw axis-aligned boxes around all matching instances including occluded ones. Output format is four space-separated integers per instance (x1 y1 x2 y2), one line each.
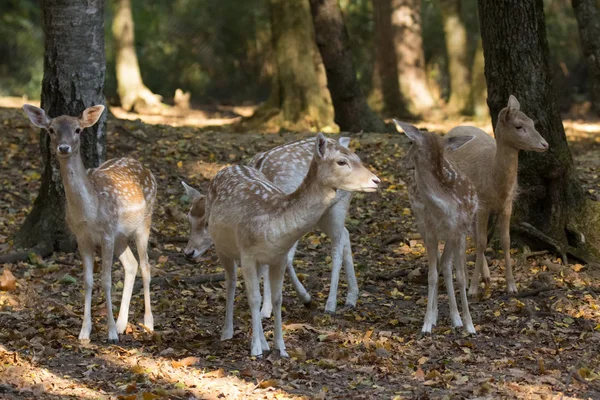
491 138 519 202
58 151 100 222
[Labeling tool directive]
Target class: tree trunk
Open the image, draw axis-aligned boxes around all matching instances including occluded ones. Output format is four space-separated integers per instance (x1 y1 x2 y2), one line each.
478 0 599 260
440 0 472 115
16 0 107 252
309 0 388 132
372 0 410 118
391 0 436 114
113 0 163 114
470 38 488 119
572 0 600 116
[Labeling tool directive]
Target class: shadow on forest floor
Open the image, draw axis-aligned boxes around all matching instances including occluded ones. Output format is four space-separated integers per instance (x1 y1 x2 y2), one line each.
0 99 599 399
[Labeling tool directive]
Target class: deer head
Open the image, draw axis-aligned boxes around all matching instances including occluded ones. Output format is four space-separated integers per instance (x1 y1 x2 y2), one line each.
182 181 213 260
23 104 105 158
496 95 548 152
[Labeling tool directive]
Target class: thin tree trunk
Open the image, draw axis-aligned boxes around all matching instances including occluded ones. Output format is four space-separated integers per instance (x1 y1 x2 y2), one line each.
572 0 600 116
471 38 488 119
372 0 410 118
16 0 107 252
478 0 599 260
113 0 163 113
309 0 388 132
391 0 436 114
440 0 472 115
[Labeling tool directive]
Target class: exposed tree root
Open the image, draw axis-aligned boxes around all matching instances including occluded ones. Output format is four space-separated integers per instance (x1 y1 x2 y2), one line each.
0 245 52 264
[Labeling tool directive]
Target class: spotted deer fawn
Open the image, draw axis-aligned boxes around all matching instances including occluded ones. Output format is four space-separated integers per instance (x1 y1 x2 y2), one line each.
395 120 477 334
23 104 156 343
203 133 379 356
445 95 549 297
183 136 358 315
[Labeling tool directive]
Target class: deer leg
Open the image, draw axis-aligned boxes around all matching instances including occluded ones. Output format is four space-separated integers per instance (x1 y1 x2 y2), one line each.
101 236 118 343
469 208 490 297
499 204 517 293
135 219 154 331
260 264 272 319
285 242 311 305
341 228 359 308
422 231 439 333
455 235 475 333
269 257 289 357
320 208 349 313
218 253 237 340
78 238 95 342
240 254 267 356
441 241 461 328
115 238 138 334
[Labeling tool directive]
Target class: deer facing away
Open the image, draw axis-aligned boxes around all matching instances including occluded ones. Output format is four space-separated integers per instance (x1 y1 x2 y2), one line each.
23 104 157 343
183 136 357 315
395 120 477 333
445 95 549 296
203 133 379 356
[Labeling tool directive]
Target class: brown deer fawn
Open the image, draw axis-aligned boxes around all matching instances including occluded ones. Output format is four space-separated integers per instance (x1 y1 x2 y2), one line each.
23 104 157 343
445 95 549 296
203 133 379 356
395 120 477 334
182 136 357 315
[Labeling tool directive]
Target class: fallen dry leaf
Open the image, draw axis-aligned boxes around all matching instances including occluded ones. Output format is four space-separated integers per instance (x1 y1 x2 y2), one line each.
0 269 16 291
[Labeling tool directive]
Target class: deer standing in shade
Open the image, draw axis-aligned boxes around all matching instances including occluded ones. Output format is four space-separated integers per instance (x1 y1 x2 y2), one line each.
445 95 548 296
203 133 379 356
23 104 156 343
395 120 477 333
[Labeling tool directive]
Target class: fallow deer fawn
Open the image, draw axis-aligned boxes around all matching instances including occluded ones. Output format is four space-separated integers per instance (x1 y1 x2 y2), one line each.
23 104 157 343
204 133 379 356
183 136 358 315
395 120 477 334
445 95 549 296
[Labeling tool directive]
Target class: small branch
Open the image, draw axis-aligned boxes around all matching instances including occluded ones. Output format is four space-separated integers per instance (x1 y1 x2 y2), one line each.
383 234 406 246
0 189 29 205
0 245 52 264
523 250 549 258
370 269 410 281
511 222 569 265
133 273 225 291
573 372 600 392
498 285 552 301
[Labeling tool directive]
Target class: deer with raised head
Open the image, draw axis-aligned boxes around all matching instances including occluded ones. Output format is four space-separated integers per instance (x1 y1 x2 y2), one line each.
445 95 549 297
23 104 156 343
395 120 477 334
202 133 379 356
183 136 358 315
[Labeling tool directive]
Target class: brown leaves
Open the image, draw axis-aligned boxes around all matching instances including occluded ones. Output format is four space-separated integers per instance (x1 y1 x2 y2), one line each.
171 356 200 369
0 269 16 291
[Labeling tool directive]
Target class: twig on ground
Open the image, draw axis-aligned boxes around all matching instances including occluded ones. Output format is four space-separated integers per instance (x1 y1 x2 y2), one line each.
0 189 29 205
133 273 225 291
370 269 410 281
0 245 52 264
498 286 553 301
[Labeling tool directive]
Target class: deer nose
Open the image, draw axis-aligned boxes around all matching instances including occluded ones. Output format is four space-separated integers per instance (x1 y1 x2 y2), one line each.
371 176 381 185
541 141 549 150
57 145 71 154
184 248 199 260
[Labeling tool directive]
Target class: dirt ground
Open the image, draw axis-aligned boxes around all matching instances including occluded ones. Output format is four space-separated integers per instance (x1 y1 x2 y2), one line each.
0 103 599 400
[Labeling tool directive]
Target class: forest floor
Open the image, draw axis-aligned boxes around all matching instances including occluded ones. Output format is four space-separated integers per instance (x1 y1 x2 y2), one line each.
0 102 600 400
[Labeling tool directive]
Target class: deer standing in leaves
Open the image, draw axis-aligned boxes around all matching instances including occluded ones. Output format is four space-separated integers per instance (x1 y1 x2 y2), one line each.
23 104 156 343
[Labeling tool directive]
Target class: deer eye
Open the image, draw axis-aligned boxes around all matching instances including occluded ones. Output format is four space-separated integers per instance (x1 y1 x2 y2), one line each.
515 125 523 130
336 159 348 166
75 128 81 134
48 128 55 135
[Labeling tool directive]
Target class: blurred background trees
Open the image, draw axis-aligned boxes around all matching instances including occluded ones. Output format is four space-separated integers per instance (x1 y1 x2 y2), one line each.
0 0 597 123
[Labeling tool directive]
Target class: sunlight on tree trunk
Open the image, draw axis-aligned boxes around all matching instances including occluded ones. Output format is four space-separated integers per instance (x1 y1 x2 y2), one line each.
16 0 107 252
440 0 472 115
572 0 600 117
310 0 388 132
113 0 164 114
471 38 488 119
479 0 600 261
392 0 436 114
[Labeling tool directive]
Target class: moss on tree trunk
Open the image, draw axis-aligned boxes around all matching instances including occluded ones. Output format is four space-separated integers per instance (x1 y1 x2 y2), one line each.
16 0 107 252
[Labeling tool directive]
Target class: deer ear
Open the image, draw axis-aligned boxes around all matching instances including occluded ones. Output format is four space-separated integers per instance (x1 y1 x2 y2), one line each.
338 136 351 148
182 181 203 202
393 119 422 143
508 95 520 111
315 132 328 159
23 104 50 129
79 105 105 128
445 135 475 151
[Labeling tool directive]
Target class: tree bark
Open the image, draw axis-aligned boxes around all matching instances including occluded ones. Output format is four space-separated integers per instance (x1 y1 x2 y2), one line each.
391 0 436 114
572 0 600 116
372 0 410 118
113 0 163 113
478 0 599 260
16 0 107 252
309 0 388 132
440 0 472 115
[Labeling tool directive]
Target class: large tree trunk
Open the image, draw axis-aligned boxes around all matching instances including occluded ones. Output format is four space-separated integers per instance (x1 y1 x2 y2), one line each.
572 0 600 117
372 0 410 118
391 0 436 114
113 0 163 114
440 0 472 115
478 0 599 261
309 0 388 132
16 0 107 252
